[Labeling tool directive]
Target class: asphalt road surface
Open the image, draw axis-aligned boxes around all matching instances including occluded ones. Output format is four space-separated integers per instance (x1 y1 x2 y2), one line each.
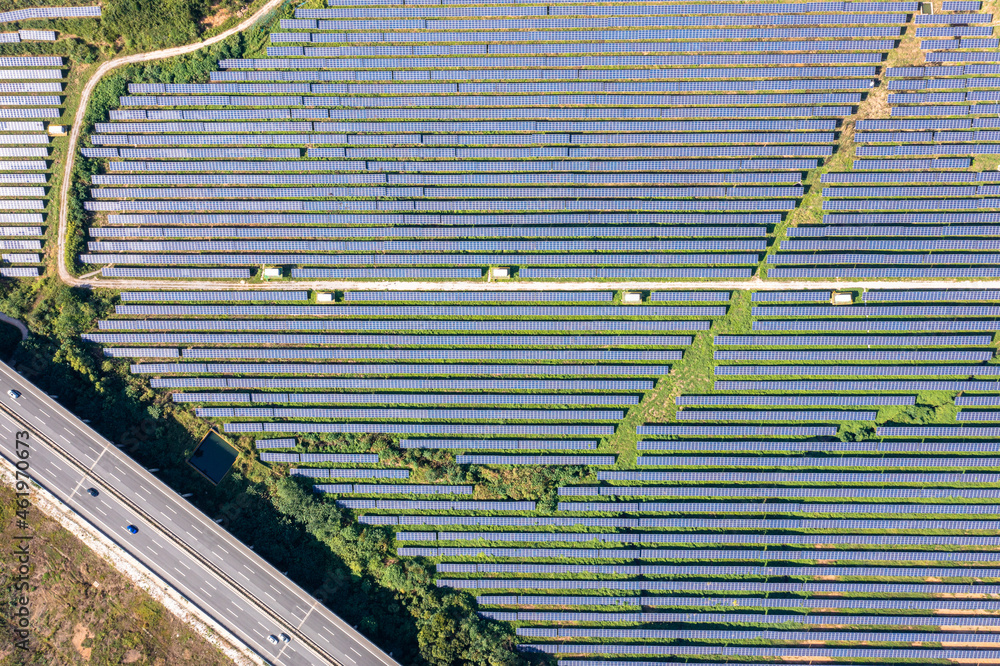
0 360 399 666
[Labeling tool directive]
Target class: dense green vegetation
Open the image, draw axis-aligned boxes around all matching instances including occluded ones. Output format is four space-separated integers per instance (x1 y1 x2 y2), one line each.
274 478 524 666
97 0 249 51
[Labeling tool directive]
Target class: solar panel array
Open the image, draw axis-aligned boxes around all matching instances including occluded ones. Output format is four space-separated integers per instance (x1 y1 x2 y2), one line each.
73 0 912 279
773 0 1000 274
76 0 1000 656
0 58 62 279
98 293 721 456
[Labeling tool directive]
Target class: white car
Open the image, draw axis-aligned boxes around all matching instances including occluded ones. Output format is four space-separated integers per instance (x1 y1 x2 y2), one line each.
7 389 19 399
267 635 279 646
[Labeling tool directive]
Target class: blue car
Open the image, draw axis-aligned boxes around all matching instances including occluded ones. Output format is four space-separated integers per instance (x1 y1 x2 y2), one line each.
125 525 138 534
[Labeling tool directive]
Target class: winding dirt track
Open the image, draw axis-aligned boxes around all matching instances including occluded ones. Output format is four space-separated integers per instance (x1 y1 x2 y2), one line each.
55 5 999 293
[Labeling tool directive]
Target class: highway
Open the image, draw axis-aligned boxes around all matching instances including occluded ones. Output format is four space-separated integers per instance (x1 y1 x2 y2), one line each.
0 360 400 666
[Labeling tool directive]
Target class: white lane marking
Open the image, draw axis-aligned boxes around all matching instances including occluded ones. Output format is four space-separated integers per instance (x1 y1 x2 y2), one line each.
37 409 49 418
350 648 362 656
48 460 63 472
217 545 229 554
92 505 107 517
189 524 203 534
175 559 191 571
68 477 87 498
201 579 217 591
263 591 276 601
162 504 177 516
269 584 280 593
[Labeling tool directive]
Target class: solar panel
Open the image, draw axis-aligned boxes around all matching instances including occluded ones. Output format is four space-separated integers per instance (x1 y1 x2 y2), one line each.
673 410 876 420
674 395 914 406
254 438 296 449
401 440 597 450
456 455 616 465
637 426 836 436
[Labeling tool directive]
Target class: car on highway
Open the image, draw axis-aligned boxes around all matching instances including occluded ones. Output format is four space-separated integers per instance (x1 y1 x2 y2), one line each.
280 633 290 643
7 389 19 399
87 488 99 497
125 524 138 534
267 635 279 646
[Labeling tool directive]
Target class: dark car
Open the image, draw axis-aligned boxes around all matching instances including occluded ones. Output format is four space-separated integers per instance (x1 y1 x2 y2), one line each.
125 525 138 534
87 488 99 497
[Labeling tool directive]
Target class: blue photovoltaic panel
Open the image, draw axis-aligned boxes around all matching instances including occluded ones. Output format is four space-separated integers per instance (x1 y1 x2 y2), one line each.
880 426 1000 437
113 305 721 317
456 455 616 465
638 439 983 452
715 335 989 346
177 348 682 362
715 381 1000 391
633 456 1000 467
566 486 1000 498
959 396 1000 405
674 410 876 420
865 290 1000 301
86 333 691 346
715 350 991 361
751 291 832 302
714 365 1000 376
135 363 671 376
197 407 623 420
228 423 615 435
260 452 299 463
637 426 836 436
674 395 914 406
176 393 639 406
649 292 731 302
120 291 308 302
344 291 612 302
753 320 1000 331
401 440 598 450
254 438 295 449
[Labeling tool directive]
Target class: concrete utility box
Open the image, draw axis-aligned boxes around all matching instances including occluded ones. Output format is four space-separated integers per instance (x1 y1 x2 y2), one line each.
831 292 853 305
491 267 510 279
622 292 642 304
316 292 333 302
262 267 282 278
47 125 66 135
